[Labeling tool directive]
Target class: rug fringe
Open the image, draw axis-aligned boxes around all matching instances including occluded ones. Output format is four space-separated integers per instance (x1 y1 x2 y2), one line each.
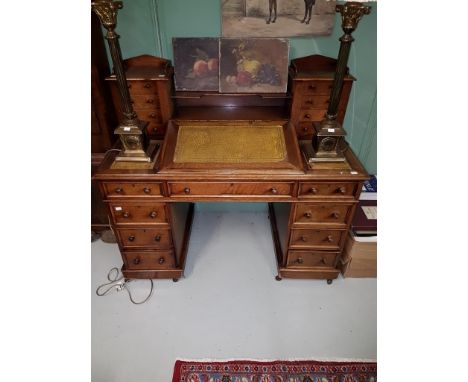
175 357 377 363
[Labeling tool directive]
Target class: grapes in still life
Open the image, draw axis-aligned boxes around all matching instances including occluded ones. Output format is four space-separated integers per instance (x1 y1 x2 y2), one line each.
220 38 288 93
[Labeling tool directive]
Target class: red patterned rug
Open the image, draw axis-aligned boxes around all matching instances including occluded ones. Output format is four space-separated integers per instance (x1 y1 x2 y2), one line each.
172 360 377 382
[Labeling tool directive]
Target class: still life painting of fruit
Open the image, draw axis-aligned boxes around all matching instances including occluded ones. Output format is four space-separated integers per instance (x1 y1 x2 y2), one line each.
220 38 289 93
173 38 220 91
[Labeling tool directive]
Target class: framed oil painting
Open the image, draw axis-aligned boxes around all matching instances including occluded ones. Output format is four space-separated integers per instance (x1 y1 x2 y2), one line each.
219 38 289 93
172 38 220 91
221 0 336 37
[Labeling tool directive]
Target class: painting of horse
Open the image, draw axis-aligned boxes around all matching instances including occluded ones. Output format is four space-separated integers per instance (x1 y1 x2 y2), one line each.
222 0 336 37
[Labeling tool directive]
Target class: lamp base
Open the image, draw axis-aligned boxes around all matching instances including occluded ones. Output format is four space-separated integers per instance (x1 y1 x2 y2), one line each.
111 141 160 170
309 121 347 162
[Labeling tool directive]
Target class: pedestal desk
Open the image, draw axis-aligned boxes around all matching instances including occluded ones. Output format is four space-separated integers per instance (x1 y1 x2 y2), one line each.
94 56 368 284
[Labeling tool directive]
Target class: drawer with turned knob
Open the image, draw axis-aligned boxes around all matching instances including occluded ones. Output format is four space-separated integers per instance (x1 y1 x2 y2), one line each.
289 229 346 250
116 228 172 248
110 203 168 225
168 182 293 198
102 182 163 198
293 203 353 226
286 250 339 268
298 182 357 199
123 250 176 270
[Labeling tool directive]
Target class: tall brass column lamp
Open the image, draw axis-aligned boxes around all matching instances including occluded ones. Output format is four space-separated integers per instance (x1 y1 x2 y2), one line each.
92 0 157 166
311 1 371 162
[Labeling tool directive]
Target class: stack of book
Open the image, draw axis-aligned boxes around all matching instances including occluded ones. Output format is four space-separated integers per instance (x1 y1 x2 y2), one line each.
340 175 377 278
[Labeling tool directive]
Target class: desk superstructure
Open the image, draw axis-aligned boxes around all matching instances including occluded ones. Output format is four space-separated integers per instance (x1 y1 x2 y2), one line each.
95 55 368 284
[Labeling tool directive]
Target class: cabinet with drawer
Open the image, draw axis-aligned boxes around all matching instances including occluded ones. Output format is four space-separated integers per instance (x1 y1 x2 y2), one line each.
289 55 355 139
106 55 174 139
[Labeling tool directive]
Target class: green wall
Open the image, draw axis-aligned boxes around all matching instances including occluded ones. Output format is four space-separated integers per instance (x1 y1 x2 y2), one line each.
111 0 377 175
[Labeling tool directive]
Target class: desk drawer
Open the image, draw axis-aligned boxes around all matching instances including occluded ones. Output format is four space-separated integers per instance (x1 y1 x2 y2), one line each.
116 227 172 249
109 203 168 225
103 182 163 198
297 81 333 95
127 80 157 95
287 250 339 268
300 95 330 109
294 203 353 226
298 182 357 198
130 94 160 109
123 250 175 270
168 182 293 197
136 109 163 123
290 229 345 250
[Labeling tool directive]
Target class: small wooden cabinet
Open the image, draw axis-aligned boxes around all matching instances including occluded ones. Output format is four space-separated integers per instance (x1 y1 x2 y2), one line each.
289 55 355 139
106 55 174 139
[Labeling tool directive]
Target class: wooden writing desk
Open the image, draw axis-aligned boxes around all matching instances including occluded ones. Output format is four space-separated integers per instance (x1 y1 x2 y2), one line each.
95 55 368 284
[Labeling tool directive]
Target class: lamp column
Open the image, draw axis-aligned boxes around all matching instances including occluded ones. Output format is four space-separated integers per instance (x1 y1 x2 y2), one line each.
311 1 371 162
92 0 153 163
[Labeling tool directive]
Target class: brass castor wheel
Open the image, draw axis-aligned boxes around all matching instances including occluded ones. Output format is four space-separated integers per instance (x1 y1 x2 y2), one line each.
172 278 179 282
327 279 333 285
275 275 282 281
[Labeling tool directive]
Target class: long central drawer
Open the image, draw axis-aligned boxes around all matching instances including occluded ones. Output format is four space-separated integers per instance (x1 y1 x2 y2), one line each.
168 182 294 197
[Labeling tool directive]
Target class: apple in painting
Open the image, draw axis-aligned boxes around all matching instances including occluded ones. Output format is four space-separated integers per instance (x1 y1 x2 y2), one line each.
236 71 252 86
207 58 218 73
193 60 208 77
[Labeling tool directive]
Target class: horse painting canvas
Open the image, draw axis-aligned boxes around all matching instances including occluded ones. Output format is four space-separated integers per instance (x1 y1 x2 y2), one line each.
222 0 336 37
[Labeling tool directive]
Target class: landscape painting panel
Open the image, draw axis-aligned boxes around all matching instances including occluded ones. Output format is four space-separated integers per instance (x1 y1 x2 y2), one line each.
173 38 220 91
220 38 289 93
222 0 336 37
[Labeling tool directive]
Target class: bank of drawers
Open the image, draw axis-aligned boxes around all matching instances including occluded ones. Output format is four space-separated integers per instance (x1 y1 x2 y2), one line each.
284 179 357 271
104 182 177 273
289 78 353 139
107 77 173 139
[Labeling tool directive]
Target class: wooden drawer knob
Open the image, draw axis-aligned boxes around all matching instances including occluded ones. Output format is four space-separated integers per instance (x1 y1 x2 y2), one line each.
184 187 190 194
296 257 304 264
304 212 312 218
332 212 340 219
115 187 123 193
149 113 156 118
308 85 316 90
127 84 132 89
152 127 158 133
133 257 140 265
304 114 311 119
154 235 161 242
122 212 130 218
300 235 307 242
326 235 333 242
270 187 278 194
321 258 327 265
158 257 165 264
149 211 158 218
305 100 314 105
146 99 154 104
309 187 318 194
128 235 135 242
144 83 151 88
143 187 151 194
302 126 309 132
338 187 346 194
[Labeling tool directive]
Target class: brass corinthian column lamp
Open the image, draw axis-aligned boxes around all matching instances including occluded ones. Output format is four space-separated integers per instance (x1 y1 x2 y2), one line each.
92 0 157 166
311 1 371 162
